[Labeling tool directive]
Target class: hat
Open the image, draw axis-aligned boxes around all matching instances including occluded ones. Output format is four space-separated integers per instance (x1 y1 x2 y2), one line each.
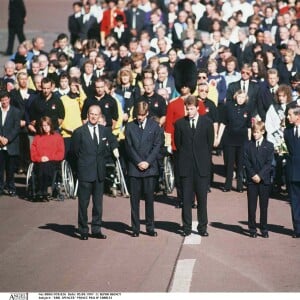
173 58 197 94
12 53 27 65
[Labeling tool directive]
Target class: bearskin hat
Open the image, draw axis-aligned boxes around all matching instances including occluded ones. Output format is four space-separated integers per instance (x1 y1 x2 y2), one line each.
173 58 197 94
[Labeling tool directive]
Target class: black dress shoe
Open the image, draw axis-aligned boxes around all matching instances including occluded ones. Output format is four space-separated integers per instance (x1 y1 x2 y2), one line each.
131 232 139 237
237 189 244 193
192 203 197 209
80 234 88 240
261 232 269 238
198 231 209 237
92 232 107 239
175 202 183 209
250 232 257 238
181 231 191 237
8 191 16 197
222 187 231 192
147 230 158 237
207 188 211 193
292 233 300 238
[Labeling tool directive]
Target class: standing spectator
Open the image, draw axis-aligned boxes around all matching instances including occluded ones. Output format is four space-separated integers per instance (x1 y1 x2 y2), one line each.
29 78 65 133
5 0 26 56
81 77 119 129
155 64 175 100
77 2 98 41
10 72 37 174
174 95 214 237
284 106 300 238
68 1 83 46
125 101 164 237
125 0 146 39
0 91 21 197
244 121 274 238
71 105 119 240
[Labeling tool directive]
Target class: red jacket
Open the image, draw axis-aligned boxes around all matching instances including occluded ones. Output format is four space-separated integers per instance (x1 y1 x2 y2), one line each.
31 133 65 162
101 8 126 38
165 96 206 151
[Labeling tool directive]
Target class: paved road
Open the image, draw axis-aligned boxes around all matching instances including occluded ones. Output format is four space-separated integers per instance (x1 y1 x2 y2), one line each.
0 155 299 292
0 0 299 293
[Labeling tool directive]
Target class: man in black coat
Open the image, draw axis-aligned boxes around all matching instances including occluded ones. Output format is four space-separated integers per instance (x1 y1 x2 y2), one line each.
174 96 214 237
72 105 119 240
0 91 21 196
125 101 164 237
226 63 260 118
5 0 26 55
125 0 146 39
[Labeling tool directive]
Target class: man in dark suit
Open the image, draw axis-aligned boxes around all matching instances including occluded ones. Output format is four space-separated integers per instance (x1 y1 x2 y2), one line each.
10 72 37 173
226 63 260 118
257 68 280 122
284 106 300 238
77 2 98 41
244 121 274 238
0 91 21 196
155 64 175 100
125 0 146 39
68 1 82 45
174 96 214 237
125 101 164 237
5 0 26 55
71 105 119 240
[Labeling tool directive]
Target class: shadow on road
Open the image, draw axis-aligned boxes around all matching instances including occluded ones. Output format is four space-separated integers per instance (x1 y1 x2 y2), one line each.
39 223 78 238
210 221 249 236
239 221 294 236
102 221 132 236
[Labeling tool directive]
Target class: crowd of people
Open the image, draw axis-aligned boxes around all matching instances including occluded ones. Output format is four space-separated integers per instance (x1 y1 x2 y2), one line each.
1 0 300 239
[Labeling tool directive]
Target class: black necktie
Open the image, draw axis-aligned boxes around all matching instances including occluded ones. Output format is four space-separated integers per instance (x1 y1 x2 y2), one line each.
242 81 245 92
139 122 143 130
191 119 195 135
256 141 259 151
295 126 299 138
271 88 275 97
93 126 98 146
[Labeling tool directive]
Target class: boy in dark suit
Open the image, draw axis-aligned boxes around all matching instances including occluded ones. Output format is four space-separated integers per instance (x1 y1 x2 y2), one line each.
125 101 164 237
244 121 274 238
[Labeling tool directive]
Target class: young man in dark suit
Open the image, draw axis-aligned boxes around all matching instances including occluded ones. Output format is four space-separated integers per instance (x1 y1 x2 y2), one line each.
0 91 21 196
71 105 119 240
244 121 274 238
125 101 164 237
284 106 300 238
174 96 214 237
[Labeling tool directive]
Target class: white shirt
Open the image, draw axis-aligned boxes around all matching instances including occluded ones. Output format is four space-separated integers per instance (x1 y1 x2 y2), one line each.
88 123 99 143
189 114 199 129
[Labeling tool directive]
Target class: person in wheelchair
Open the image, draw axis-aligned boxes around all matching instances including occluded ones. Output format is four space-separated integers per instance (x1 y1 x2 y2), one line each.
30 116 65 200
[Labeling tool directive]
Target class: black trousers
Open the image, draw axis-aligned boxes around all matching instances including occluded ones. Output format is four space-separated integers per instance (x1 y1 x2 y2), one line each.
247 183 270 233
78 179 104 234
18 132 30 171
173 151 183 204
6 25 26 54
224 144 244 190
287 181 300 234
129 176 156 233
181 166 209 233
0 151 17 192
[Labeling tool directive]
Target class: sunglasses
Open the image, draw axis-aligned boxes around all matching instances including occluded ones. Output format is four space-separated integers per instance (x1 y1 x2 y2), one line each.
199 89 209 93
241 71 251 75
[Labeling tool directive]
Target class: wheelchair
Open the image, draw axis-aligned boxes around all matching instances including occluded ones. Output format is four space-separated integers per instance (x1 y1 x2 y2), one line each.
26 160 75 201
162 154 175 194
105 157 129 198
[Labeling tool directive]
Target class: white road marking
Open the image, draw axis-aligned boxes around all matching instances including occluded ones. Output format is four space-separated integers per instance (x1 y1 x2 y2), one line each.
183 221 202 245
169 259 196 292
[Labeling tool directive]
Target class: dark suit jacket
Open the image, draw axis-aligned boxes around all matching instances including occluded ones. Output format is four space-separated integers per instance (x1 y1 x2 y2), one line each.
244 139 274 185
0 105 21 156
71 123 118 182
8 0 26 27
125 118 164 178
10 88 37 131
284 126 300 182
125 8 146 37
233 42 254 69
174 115 214 177
226 80 260 118
257 81 276 121
77 15 98 40
110 27 132 47
155 76 175 96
